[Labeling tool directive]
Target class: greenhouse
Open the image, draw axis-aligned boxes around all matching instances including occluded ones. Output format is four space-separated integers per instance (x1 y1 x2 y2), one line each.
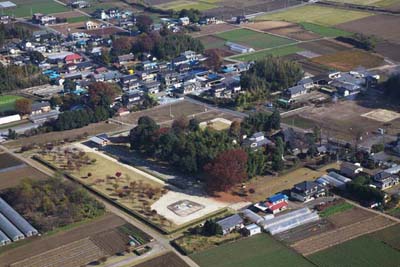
0 230 11 246
0 212 24 241
242 209 264 224
0 197 38 237
263 208 320 235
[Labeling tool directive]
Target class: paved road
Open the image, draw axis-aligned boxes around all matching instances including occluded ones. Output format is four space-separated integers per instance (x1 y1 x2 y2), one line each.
0 145 199 267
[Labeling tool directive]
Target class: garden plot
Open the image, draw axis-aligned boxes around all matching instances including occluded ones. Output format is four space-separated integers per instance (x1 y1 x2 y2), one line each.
361 109 400 122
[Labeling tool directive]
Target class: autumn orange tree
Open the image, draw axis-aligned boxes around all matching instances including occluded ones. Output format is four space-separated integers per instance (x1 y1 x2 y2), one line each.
204 149 248 193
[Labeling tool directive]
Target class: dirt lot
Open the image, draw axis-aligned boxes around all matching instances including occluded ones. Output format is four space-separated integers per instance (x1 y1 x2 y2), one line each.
4 121 123 149
295 95 400 141
84 26 127 37
49 10 83 19
326 207 374 228
337 14 400 44
0 166 48 190
50 21 86 35
134 252 189 267
191 23 238 37
311 49 385 71
245 21 320 41
291 214 397 255
0 213 126 267
299 39 351 55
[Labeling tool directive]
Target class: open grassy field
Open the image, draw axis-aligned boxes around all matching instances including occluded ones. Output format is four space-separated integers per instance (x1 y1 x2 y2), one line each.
2 0 69 17
0 95 23 112
230 45 303 61
311 49 384 71
255 5 372 26
369 224 400 250
191 234 314 267
308 234 400 267
156 0 218 11
299 22 352 37
67 16 90 23
215 28 295 50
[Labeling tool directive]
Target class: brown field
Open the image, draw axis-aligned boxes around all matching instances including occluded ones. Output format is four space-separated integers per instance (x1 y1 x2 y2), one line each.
245 21 320 41
0 153 24 169
10 238 105 267
326 207 374 228
49 10 83 19
50 21 86 35
311 49 384 71
133 252 190 267
376 41 400 62
191 23 238 37
4 121 123 149
0 214 126 267
90 228 129 255
85 26 127 37
337 14 400 44
291 215 397 255
0 166 48 190
298 39 351 55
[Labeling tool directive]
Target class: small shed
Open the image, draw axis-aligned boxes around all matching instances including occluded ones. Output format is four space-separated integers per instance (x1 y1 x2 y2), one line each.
244 223 261 236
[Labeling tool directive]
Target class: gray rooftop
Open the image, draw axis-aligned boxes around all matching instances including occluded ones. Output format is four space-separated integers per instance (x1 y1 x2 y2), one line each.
216 214 243 230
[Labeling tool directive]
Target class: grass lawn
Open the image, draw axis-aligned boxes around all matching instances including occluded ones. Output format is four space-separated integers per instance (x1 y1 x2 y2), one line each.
0 95 23 112
215 28 295 50
311 49 384 71
230 45 303 61
319 202 354 217
3 0 69 17
256 5 372 26
191 234 314 267
156 0 217 11
67 16 90 23
308 235 400 267
300 22 352 37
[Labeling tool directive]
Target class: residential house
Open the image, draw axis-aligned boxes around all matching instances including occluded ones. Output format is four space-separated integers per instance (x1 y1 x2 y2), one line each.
71 1 90 8
122 90 144 108
255 193 288 214
373 171 399 190
340 162 363 178
282 128 309 155
211 83 227 98
85 20 100 30
243 224 262 236
30 101 51 116
284 85 308 99
29 110 60 124
32 13 56 25
291 181 326 202
120 74 140 91
64 53 82 64
178 81 200 95
242 132 273 150
142 81 161 94
159 71 179 87
117 54 134 65
216 214 244 235
179 16 190 26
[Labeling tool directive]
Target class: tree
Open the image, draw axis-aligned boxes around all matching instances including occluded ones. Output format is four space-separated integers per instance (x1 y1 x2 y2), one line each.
88 82 121 108
204 49 222 71
15 98 32 115
189 118 200 131
229 120 241 139
136 15 153 33
129 116 160 154
202 220 223 236
269 109 280 130
28 51 45 64
204 149 248 193
7 129 17 139
247 150 267 178
111 37 134 56
100 48 111 66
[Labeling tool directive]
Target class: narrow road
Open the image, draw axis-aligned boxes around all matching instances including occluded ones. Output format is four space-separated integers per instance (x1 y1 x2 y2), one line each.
0 145 200 267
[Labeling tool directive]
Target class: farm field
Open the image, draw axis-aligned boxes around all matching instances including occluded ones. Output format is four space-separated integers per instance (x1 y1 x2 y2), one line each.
190 234 314 267
155 0 218 11
298 39 351 56
311 50 384 71
0 214 130 267
0 153 24 170
308 234 400 267
67 16 90 23
134 252 190 267
191 23 238 37
299 22 352 38
0 95 23 112
328 0 400 5
230 45 303 61
369 224 400 250
2 0 69 17
337 14 400 44
0 165 48 190
215 28 295 50
198 35 226 50
255 5 373 26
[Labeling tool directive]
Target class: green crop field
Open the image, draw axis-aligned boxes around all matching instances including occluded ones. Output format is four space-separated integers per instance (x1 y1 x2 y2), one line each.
156 0 217 11
215 29 295 50
255 5 372 26
2 0 69 18
300 23 352 37
191 234 314 267
319 202 354 217
67 16 90 23
0 95 23 112
329 0 400 5
230 45 303 62
369 224 400 250
308 235 400 267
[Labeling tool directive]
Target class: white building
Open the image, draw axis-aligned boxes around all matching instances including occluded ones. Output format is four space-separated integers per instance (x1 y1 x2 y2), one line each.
244 224 261 236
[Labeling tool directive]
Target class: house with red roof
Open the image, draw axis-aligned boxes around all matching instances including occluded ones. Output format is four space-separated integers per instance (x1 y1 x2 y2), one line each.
254 193 288 214
64 53 82 64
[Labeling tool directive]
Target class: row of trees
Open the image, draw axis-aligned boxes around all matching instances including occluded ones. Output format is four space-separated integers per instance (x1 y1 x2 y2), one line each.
0 23 32 47
240 56 303 102
337 33 377 51
109 29 204 61
0 64 48 94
